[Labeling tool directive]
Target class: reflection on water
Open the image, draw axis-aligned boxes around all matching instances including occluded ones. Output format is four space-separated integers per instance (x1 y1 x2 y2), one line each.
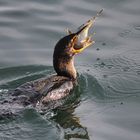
52 108 90 140
0 109 63 140
0 0 140 140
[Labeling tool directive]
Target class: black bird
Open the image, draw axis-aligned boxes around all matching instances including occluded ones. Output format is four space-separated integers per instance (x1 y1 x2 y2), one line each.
0 10 103 117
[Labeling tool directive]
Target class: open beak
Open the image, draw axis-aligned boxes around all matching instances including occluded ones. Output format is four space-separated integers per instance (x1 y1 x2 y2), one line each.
67 9 103 54
73 18 95 54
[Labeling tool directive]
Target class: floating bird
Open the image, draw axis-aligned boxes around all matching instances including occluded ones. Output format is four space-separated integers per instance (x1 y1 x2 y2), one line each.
0 10 103 117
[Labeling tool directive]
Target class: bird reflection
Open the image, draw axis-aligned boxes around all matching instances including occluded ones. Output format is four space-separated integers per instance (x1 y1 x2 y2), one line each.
52 104 90 140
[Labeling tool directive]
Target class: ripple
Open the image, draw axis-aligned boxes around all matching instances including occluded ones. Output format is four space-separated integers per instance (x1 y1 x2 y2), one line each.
77 50 140 101
0 9 30 19
78 73 106 101
0 65 54 89
66 6 98 17
119 27 140 39
93 50 140 99
108 73 140 94
118 29 131 38
0 0 140 139
0 110 63 139
109 50 140 72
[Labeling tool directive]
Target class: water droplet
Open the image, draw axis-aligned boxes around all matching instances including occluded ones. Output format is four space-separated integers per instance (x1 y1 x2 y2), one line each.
102 42 106 46
100 62 105 67
103 75 107 78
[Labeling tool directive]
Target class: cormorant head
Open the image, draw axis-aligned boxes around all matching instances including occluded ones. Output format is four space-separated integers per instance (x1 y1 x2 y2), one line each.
53 10 103 79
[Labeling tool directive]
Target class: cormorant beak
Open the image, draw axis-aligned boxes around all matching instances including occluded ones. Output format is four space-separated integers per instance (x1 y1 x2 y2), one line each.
67 9 103 54
74 19 95 54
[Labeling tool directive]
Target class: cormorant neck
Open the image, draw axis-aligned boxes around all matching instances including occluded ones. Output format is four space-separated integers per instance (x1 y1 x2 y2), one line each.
53 55 77 80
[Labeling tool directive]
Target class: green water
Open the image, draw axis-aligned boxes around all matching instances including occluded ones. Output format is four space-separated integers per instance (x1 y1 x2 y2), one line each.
0 0 140 140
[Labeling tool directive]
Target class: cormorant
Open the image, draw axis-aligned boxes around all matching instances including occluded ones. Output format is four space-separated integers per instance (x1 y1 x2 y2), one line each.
0 10 103 116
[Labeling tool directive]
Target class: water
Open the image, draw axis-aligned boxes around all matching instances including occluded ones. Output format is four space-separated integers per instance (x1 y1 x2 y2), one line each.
0 0 140 139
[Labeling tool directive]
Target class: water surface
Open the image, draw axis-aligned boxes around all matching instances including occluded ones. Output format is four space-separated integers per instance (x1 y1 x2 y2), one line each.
0 0 140 140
